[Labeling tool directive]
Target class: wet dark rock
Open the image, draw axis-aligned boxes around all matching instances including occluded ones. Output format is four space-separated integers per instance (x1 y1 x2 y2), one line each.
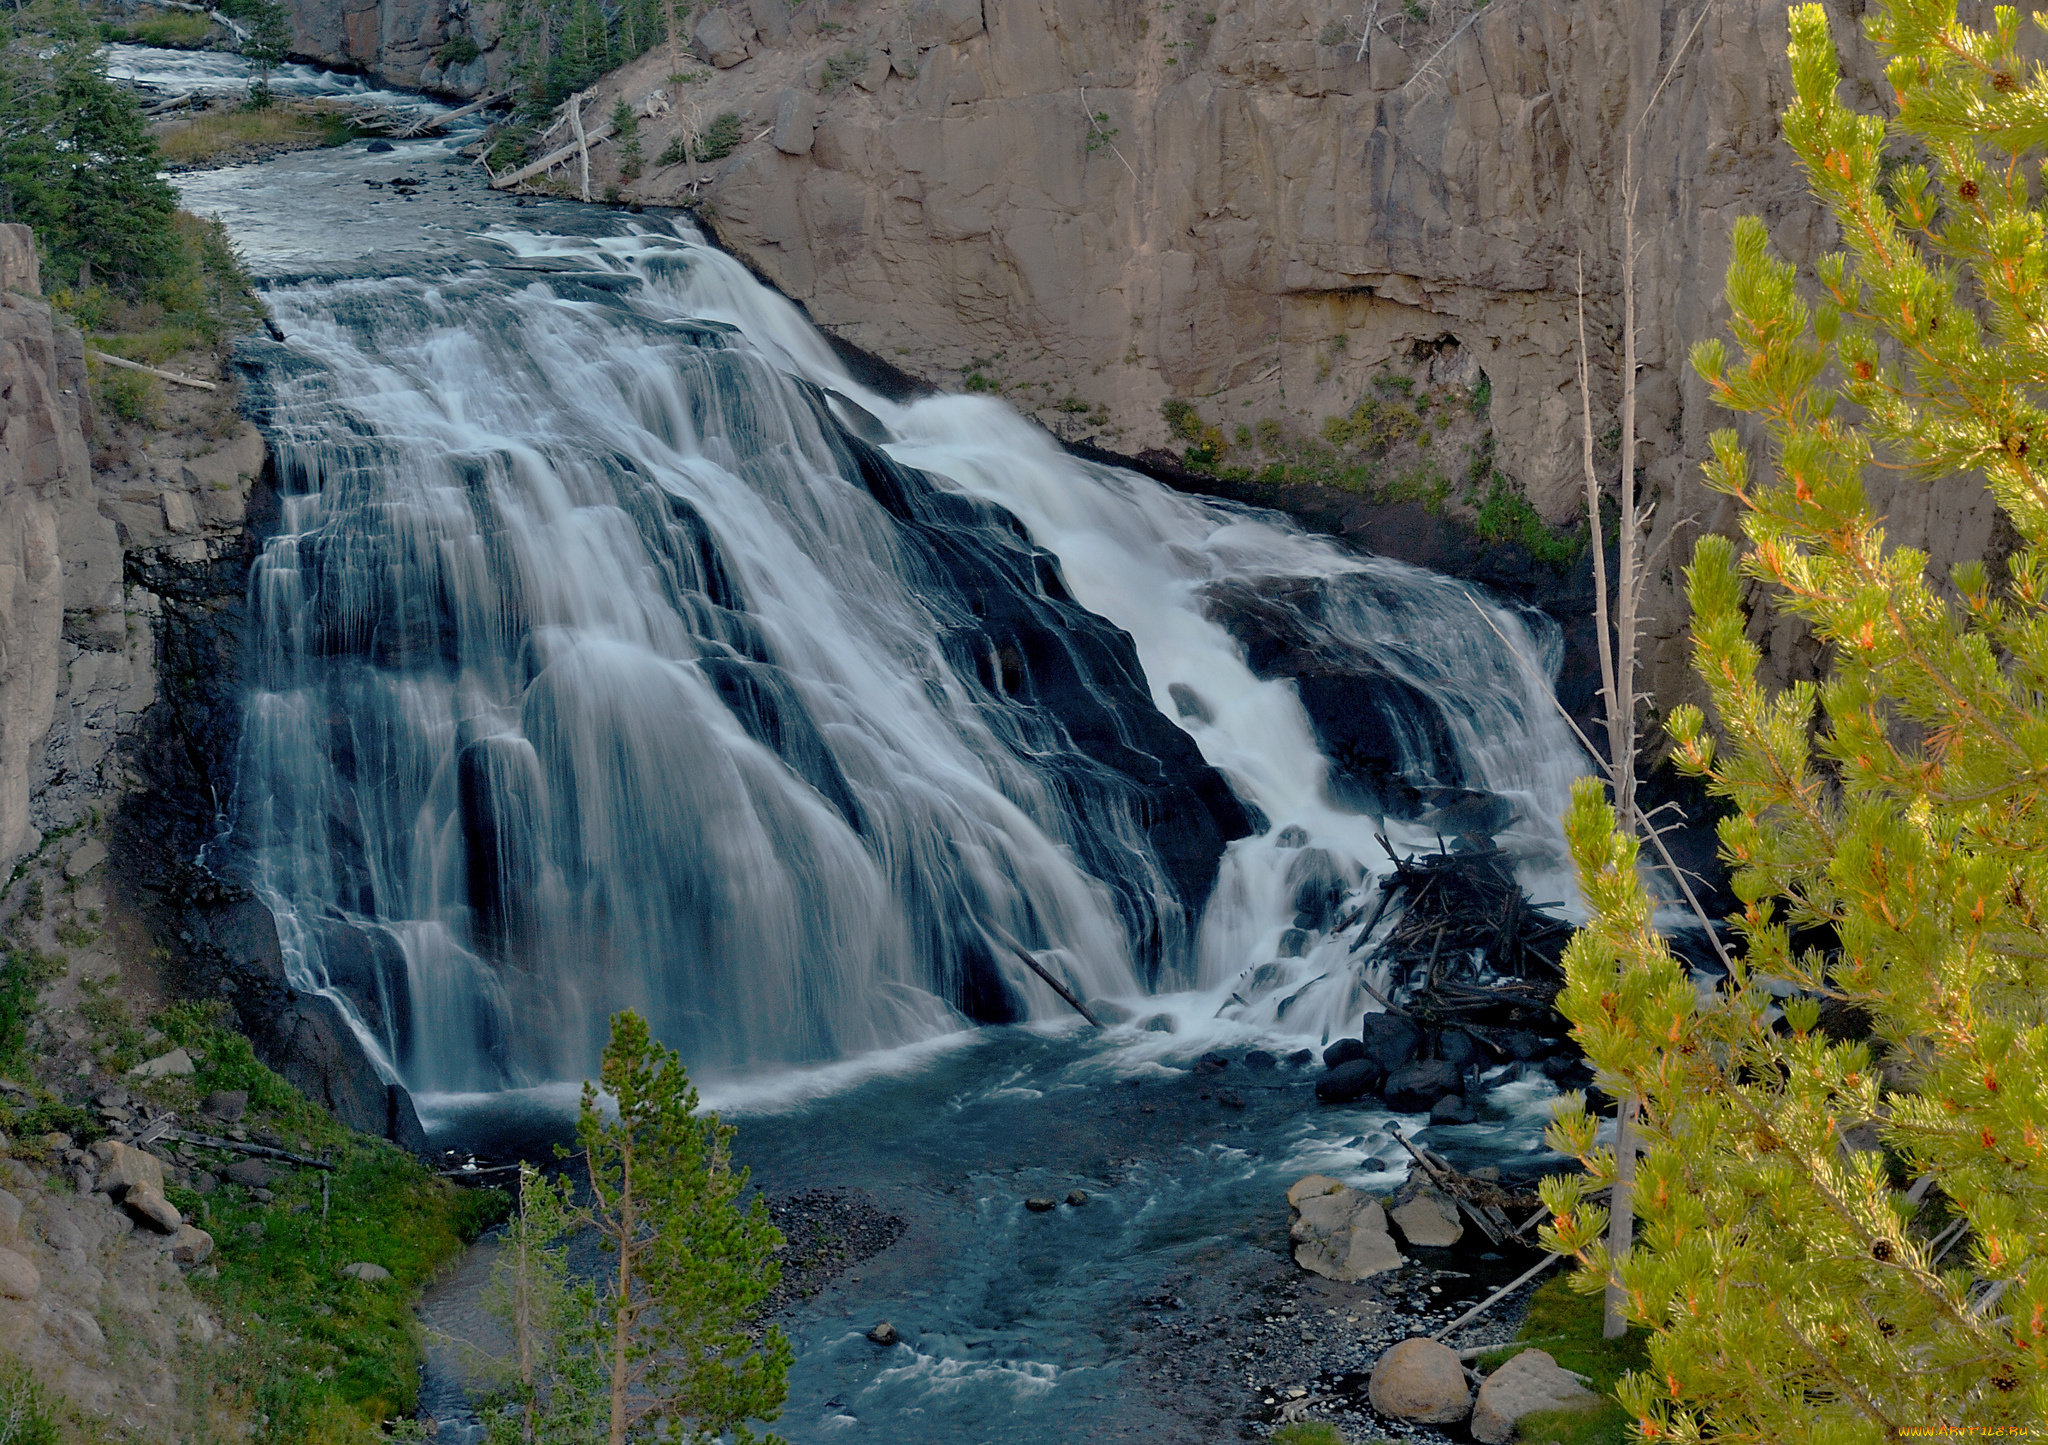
1277 928 1314 958
1315 1059 1382 1105
1192 1051 1229 1075
1273 824 1310 848
866 1321 898 1346
1360 1012 1423 1072
1140 1014 1178 1033
1167 682 1213 724
1286 1048 1315 1066
1025 1197 1058 1212
365 139 394 153
1543 1056 1594 1089
1383 1059 1462 1113
1286 847 1363 929
1429 1095 1475 1126
1217 1090 1246 1109
1323 1037 1367 1069
1243 1049 1277 1071
1066 1189 1088 1206
1501 1030 1550 1060
1437 1028 1482 1070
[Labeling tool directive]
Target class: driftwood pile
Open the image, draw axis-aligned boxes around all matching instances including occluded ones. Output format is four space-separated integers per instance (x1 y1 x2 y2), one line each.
1354 838 1574 1033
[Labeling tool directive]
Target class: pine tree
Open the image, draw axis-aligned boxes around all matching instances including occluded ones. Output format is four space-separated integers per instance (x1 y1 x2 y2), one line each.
483 1011 791 1445
1539 2 2048 1438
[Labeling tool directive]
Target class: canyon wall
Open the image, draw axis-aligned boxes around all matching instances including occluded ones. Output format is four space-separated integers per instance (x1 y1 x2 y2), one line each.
551 0 2011 713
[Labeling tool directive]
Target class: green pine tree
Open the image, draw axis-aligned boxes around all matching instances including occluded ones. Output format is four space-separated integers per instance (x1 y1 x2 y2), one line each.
483 1012 791 1445
1540 2 2048 1439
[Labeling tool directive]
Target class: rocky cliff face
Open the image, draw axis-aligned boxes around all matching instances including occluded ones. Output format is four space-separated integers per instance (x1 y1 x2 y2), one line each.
282 0 503 93
553 0 2009 710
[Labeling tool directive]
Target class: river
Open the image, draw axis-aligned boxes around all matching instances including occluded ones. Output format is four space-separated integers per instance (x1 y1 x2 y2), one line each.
155 59 1585 1442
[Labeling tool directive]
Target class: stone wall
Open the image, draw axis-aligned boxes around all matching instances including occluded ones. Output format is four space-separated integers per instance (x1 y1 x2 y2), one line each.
557 0 2015 711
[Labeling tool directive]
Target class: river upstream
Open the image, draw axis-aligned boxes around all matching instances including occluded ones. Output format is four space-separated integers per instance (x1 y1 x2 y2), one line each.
156 58 1587 1442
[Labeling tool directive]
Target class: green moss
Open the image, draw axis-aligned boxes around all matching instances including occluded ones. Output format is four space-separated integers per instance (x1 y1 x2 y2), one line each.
1472 470 1587 571
0 946 67 1080
1161 396 1203 442
1271 1425 1353 1445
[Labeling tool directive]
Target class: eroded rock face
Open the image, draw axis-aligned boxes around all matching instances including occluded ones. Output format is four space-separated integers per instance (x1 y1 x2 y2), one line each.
562 0 2021 709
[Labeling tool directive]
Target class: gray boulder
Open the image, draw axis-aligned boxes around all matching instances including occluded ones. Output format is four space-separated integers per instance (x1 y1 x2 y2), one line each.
340 1261 391 1282
0 1246 38 1299
1287 1175 1402 1281
771 89 815 155
1389 1183 1463 1247
1471 1348 1601 1443
1369 1336 1472 1424
693 7 755 67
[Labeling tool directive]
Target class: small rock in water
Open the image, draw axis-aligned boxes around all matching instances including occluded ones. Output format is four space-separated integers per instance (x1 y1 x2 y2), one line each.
1216 1090 1246 1109
1025 1197 1057 1212
1286 1049 1314 1067
1322 1037 1367 1069
1315 1059 1381 1104
365 139 395 152
866 1321 898 1346
1066 1189 1088 1206
1139 1014 1178 1034
1429 1095 1476 1126
1274 825 1310 848
1243 1049 1277 1071
1192 1051 1229 1075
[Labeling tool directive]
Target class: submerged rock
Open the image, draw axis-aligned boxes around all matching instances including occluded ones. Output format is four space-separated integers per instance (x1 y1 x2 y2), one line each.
866 1321 898 1346
1315 1059 1381 1104
1025 1197 1057 1212
1429 1095 1476 1126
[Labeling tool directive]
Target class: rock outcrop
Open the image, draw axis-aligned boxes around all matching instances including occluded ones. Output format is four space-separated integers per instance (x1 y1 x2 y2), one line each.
281 0 505 94
1286 1172 1402 1281
559 0 2019 709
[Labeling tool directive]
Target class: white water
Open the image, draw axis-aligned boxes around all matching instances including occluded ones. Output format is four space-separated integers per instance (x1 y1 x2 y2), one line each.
235 218 1583 1097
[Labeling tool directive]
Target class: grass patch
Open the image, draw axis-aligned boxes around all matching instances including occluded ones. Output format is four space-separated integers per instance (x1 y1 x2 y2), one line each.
431 33 480 67
151 1002 510 1442
100 10 215 45
0 946 68 1082
1472 1275 1649 1445
1271 1425 1355 1445
155 106 353 167
1472 470 1586 570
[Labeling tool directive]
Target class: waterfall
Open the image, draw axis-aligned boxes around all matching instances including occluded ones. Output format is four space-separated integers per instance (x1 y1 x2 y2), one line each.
234 219 1582 1094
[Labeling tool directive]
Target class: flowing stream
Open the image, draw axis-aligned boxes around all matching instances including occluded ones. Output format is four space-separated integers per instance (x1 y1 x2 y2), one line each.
160 73 1587 1440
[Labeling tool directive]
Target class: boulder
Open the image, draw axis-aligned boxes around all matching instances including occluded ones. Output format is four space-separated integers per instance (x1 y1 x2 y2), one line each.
907 0 984 47
1273 824 1310 848
340 1261 391 1282
1140 1014 1177 1033
1243 1049 1276 1071
167 1224 215 1266
1502 1029 1550 1060
90 1140 164 1199
1390 1184 1464 1247
125 1184 184 1235
1470 1348 1601 1443
1289 1180 1402 1282
692 7 754 67
64 838 106 879
1439 1028 1483 1069
129 1047 195 1079
1192 1051 1229 1075
1322 1037 1367 1069
224 1159 273 1189
867 1320 898 1346
0 1188 20 1242
1384 1058 1462 1113
1369 1336 1472 1424
202 1089 249 1123
1286 1174 1345 1207
1286 1049 1314 1066
0 1246 38 1299
1315 1059 1381 1104
1430 1094 1475 1125
1361 1012 1423 1071
1025 1197 1056 1212
771 89 815 155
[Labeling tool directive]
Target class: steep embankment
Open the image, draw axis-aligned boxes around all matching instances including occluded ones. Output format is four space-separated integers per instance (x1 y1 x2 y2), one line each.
465 0 2011 715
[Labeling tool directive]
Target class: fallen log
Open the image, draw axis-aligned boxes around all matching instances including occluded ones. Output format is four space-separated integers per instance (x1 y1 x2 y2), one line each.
488 118 617 189
169 1129 336 1170
1429 1251 1562 1342
986 921 1102 1027
89 349 218 391
397 89 510 137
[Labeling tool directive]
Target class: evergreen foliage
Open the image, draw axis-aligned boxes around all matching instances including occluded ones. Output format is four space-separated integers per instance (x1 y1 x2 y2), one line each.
481 1011 790 1444
0 0 177 293
502 0 675 114
1540 2 2048 1439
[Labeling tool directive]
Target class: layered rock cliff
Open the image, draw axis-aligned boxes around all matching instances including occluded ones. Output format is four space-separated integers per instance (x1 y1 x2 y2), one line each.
535 0 2008 711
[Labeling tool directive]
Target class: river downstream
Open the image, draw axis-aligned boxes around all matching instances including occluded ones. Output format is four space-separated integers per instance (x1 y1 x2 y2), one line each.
159 70 1580 1441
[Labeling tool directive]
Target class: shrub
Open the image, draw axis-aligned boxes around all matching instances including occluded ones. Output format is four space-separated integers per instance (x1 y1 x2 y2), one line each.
433 33 481 67
691 110 742 162
821 45 866 92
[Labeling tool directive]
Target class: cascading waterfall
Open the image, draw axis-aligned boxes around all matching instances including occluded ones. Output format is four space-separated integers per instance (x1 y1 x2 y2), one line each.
234 218 1582 1097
